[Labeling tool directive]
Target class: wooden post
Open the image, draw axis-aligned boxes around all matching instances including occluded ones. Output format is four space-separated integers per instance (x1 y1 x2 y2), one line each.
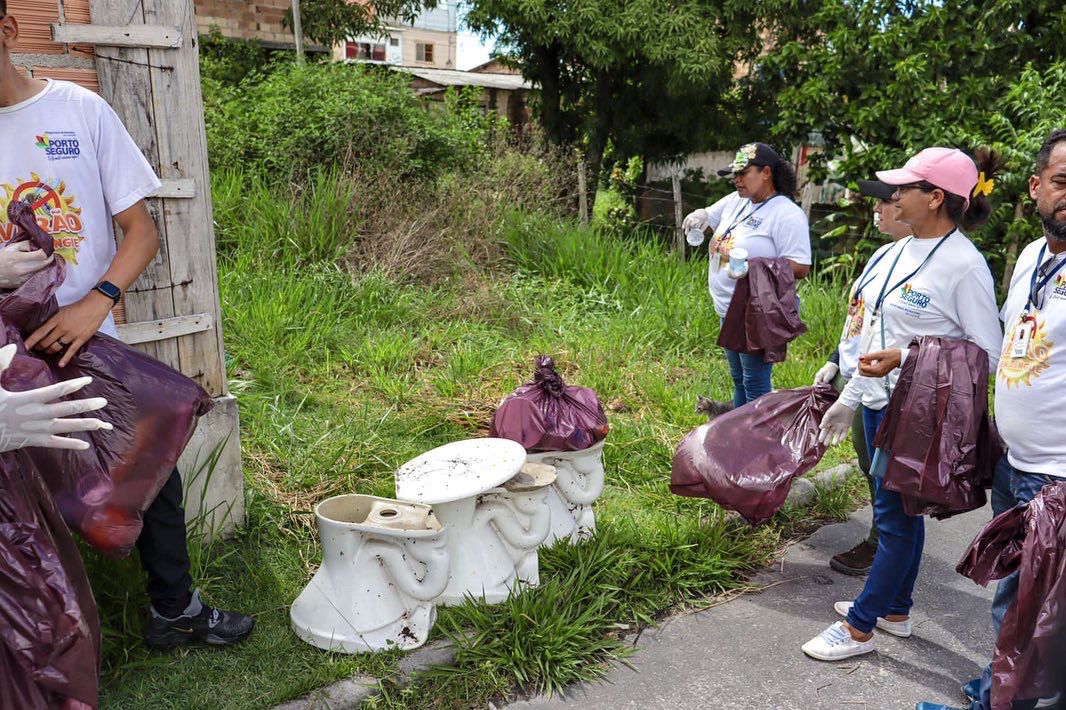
577 152 589 227
291 0 305 63
672 171 684 257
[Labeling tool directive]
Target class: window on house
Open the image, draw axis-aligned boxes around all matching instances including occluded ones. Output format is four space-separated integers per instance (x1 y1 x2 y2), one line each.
390 37 400 47
345 41 386 62
416 43 434 62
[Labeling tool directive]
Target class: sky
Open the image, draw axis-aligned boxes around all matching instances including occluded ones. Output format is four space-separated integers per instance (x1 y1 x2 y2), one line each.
457 31 494 70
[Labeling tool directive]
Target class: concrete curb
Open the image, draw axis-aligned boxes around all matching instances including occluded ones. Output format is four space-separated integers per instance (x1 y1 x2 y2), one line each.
272 462 859 708
271 641 456 709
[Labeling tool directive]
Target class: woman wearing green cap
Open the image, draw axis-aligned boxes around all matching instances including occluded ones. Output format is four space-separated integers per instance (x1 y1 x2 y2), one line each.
683 142 813 407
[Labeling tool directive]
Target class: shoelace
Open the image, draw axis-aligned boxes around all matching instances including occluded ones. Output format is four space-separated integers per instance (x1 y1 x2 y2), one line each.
818 623 850 646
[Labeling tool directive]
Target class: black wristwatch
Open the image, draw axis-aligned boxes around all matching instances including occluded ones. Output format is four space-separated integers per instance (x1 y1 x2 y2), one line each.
94 280 122 303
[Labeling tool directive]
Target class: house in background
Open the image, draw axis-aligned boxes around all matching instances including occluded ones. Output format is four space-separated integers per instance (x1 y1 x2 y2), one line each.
396 63 533 130
337 2 458 69
193 0 328 53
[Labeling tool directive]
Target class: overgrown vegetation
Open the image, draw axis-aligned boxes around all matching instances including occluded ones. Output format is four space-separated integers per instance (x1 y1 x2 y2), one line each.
89 58 870 709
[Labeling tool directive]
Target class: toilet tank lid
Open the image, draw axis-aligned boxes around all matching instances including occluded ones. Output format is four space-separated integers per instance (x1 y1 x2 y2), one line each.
395 438 527 504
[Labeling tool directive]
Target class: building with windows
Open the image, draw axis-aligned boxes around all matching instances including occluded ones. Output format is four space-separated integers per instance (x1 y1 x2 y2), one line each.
338 2 458 69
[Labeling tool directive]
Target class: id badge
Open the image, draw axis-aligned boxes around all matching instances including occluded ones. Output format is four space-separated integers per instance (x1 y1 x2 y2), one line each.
861 311 880 354
1010 316 1036 359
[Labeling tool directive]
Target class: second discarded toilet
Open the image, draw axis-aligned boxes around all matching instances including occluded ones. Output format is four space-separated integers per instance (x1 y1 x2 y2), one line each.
395 438 552 606
290 494 449 654
527 440 606 545
480 462 557 588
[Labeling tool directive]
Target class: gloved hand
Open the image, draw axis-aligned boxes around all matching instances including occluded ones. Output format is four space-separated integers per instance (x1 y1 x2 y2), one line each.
817 400 855 447
682 208 710 234
0 344 112 452
725 265 748 279
813 362 839 386
0 242 53 289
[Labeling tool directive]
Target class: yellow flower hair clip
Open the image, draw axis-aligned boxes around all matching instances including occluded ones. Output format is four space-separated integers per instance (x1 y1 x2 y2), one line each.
973 171 994 198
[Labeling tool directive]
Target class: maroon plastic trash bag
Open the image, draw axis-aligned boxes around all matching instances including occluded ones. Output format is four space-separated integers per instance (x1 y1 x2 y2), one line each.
873 337 995 518
671 385 838 526
3 199 213 558
0 462 100 709
718 257 806 364
490 356 608 452
957 481 1066 709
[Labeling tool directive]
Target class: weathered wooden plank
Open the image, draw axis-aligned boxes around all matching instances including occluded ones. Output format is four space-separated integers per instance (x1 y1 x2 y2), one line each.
143 0 227 396
151 178 196 199
51 23 182 48
116 313 213 345
89 0 180 370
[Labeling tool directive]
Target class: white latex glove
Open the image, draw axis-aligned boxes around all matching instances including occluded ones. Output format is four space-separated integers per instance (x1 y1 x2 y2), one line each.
817 400 856 447
0 242 53 289
813 362 839 386
0 344 111 452
682 208 710 234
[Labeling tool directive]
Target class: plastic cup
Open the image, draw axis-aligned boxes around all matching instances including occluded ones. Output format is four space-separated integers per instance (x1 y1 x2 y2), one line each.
686 228 706 247
728 247 749 275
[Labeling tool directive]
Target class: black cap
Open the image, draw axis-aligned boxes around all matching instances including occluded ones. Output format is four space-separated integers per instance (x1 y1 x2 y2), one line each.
857 179 896 201
718 142 783 177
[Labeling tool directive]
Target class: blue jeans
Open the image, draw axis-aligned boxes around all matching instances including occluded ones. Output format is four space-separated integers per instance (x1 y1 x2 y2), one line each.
971 457 1057 710
845 406 925 634
723 348 774 408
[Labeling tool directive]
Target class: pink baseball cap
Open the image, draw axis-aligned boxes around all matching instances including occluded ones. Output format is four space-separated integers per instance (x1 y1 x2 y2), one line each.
876 147 978 209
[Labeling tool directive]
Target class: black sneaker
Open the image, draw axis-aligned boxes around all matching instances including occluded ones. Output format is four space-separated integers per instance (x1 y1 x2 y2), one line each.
144 590 255 650
830 540 878 576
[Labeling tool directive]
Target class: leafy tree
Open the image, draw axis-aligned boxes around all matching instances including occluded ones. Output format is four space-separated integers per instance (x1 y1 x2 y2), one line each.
285 0 438 48
465 0 811 180
765 0 1066 284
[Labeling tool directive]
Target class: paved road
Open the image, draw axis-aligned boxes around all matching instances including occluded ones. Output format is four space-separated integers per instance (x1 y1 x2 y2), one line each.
508 506 997 710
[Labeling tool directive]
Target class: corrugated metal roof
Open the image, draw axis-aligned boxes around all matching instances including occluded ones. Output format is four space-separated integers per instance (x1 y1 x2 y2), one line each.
392 65 533 91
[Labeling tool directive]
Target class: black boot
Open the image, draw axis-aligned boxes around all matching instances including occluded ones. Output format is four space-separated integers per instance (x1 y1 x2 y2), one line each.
143 589 255 650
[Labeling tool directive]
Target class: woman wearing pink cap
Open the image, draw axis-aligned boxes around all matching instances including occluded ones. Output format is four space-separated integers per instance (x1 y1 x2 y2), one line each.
802 147 1003 662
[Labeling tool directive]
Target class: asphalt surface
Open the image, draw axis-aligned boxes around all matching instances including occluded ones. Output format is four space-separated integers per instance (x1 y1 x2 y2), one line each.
507 505 998 710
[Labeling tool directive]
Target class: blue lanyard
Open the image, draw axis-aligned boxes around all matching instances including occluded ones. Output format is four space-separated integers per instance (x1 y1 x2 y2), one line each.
851 247 893 302
1026 243 1066 313
871 231 955 315
716 193 781 242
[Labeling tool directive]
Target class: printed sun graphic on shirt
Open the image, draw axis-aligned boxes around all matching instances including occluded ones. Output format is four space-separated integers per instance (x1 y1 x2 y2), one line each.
998 316 1054 388
714 232 736 257
0 174 84 264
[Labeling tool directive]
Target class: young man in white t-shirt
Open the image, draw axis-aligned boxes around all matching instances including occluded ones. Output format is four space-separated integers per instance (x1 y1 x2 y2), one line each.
0 4 253 650
916 131 1066 710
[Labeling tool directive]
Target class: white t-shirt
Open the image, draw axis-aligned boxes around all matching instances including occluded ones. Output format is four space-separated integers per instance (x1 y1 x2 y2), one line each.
837 242 896 379
0 80 161 338
838 231 1002 411
704 191 811 316
995 239 1066 478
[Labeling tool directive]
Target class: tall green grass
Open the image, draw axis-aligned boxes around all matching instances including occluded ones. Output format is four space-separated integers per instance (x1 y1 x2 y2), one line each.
94 179 864 708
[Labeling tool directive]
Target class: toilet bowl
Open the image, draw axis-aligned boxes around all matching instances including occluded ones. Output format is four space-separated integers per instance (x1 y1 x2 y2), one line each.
484 462 558 587
396 438 550 605
290 494 449 653
526 440 606 545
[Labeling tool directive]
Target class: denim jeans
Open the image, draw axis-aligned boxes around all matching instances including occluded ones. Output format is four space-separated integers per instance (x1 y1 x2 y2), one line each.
845 405 925 634
723 348 774 408
971 457 1058 710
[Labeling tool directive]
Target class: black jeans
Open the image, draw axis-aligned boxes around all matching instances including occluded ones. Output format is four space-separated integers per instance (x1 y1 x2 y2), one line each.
135 468 194 617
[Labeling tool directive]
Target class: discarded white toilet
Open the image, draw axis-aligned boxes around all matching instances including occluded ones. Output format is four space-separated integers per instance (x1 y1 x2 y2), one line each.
481 462 557 588
395 438 553 605
290 494 449 654
526 440 606 545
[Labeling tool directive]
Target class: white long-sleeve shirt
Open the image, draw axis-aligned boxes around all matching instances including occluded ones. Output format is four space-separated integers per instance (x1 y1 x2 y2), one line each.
838 231 1003 411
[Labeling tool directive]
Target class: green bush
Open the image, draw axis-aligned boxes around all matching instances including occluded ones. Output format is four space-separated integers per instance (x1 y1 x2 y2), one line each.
204 62 494 177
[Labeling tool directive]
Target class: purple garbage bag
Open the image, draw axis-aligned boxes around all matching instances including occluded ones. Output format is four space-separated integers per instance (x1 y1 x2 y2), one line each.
3 199 213 558
490 356 609 452
957 481 1066 709
671 385 838 526
0 460 100 709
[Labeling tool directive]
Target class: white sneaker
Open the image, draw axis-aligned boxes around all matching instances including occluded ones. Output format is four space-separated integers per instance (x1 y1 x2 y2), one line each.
834 601 913 638
802 621 876 661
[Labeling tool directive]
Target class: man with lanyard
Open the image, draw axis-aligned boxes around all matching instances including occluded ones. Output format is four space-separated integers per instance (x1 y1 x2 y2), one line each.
917 130 1066 710
0 3 254 649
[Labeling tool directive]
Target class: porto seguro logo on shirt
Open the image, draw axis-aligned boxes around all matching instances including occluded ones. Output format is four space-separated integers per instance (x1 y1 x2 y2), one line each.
1053 273 1066 299
899 283 931 309
35 132 81 161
